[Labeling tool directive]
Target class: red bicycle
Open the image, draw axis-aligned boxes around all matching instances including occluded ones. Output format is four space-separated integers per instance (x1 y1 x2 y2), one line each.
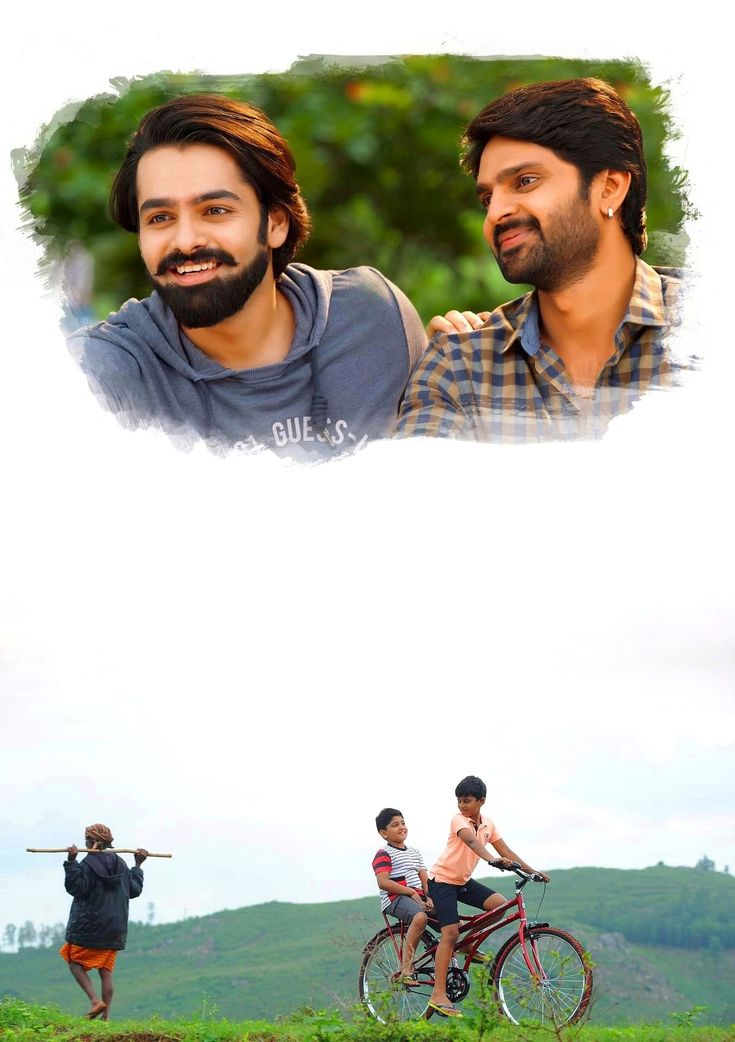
359 863 592 1025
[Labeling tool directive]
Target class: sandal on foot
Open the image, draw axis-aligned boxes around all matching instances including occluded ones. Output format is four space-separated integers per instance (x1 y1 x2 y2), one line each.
428 1000 463 1018
398 973 420 986
84 1002 106 1019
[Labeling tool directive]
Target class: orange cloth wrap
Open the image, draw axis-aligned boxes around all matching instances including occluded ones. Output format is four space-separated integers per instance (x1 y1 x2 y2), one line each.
59 942 117 971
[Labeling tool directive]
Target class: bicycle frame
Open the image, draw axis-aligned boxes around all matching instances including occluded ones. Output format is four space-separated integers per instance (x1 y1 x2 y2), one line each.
381 869 550 985
363 867 591 1027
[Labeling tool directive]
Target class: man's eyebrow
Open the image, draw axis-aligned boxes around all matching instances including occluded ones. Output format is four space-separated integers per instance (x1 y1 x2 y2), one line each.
139 189 243 214
475 163 548 196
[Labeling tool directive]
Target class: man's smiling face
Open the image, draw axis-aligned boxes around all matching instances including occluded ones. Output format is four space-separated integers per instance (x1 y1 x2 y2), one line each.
476 136 601 293
136 143 283 328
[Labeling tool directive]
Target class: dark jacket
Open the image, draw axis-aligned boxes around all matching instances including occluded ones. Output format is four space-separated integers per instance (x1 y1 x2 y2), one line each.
64 852 143 950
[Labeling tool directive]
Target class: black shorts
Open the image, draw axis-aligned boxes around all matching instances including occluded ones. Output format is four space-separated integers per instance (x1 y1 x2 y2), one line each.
428 877 497 928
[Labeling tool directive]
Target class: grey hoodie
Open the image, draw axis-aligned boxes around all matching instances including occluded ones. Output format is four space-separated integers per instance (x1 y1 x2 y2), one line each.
69 263 426 459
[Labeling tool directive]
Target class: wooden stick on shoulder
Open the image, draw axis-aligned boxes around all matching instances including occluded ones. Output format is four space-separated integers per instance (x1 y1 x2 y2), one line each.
26 848 172 858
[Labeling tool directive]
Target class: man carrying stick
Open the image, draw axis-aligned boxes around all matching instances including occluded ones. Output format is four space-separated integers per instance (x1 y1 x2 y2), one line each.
59 823 148 1020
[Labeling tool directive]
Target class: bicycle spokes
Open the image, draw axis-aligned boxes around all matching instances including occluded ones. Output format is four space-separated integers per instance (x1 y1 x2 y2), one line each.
359 928 436 1023
493 929 591 1026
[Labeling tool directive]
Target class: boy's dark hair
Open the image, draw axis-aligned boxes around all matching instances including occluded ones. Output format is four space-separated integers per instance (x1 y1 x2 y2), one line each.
455 776 487 799
462 78 648 255
109 92 311 277
376 808 403 833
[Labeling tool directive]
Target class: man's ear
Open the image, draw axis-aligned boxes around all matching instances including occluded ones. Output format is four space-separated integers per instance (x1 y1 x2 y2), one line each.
595 169 632 218
267 206 289 250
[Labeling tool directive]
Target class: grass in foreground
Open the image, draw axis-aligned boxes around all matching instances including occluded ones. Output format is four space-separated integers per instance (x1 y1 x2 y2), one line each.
1 999 733 1042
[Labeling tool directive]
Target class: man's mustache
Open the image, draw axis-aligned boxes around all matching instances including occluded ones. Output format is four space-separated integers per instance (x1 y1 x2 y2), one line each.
494 217 542 251
155 248 238 276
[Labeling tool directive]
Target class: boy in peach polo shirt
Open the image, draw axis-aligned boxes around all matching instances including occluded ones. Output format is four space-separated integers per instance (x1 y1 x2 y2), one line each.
426 775 549 1018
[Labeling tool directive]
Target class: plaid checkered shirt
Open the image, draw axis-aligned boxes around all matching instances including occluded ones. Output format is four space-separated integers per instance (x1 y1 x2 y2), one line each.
396 259 690 443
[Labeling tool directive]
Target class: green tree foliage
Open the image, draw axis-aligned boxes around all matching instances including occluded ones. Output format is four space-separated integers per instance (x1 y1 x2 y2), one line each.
19 57 690 324
1 869 733 1025
535 865 735 952
2 921 64 952
15 923 36 950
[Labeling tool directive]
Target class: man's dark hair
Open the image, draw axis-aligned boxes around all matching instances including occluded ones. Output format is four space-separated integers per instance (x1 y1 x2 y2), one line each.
376 808 403 833
455 776 487 799
109 93 311 277
462 78 648 255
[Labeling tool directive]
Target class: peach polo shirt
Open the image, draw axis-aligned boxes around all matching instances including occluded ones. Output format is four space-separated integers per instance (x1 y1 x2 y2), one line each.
430 812 501 885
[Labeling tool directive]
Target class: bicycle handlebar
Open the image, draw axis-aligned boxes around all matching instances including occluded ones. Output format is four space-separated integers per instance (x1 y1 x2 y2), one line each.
491 860 546 882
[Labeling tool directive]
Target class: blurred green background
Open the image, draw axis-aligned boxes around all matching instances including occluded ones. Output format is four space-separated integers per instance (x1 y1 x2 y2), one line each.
18 55 690 326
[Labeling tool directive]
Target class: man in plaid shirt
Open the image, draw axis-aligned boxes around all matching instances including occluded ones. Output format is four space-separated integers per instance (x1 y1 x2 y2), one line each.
397 78 688 443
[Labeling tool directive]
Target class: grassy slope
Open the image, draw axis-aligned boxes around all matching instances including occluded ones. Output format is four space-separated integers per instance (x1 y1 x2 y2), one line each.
0 999 733 1042
1 868 732 1024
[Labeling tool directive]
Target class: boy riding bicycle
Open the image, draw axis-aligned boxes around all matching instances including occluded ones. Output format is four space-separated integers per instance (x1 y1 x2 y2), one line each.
372 808 435 983
426 775 550 1018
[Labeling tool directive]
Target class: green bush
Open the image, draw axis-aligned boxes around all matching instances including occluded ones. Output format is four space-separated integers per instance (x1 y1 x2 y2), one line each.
18 57 690 324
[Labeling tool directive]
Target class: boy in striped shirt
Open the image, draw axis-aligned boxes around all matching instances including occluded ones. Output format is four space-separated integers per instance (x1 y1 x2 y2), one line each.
372 808 434 983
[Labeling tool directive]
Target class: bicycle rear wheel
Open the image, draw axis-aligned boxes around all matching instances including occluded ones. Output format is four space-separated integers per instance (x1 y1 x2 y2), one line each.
492 927 592 1026
359 927 436 1022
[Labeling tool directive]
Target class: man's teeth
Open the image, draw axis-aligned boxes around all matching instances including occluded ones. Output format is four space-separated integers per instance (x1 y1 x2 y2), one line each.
175 261 217 274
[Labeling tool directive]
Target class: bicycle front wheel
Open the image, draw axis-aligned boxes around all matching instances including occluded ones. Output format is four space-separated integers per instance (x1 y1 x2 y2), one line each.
492 927 592 1026
359 927 436 1022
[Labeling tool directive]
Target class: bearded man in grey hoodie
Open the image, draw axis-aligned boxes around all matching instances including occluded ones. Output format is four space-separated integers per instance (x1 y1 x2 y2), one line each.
68 94 426 458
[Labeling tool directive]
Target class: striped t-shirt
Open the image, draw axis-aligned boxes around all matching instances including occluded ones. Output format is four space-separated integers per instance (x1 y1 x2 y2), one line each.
372 844 427 912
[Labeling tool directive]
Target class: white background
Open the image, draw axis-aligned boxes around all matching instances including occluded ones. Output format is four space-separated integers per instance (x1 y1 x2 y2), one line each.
1 2 733 935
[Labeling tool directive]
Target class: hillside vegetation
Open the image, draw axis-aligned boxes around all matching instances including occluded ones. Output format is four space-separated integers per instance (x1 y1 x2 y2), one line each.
0 999 732 1042
533 866 735 949
22 57 687 324
1 867 733 1025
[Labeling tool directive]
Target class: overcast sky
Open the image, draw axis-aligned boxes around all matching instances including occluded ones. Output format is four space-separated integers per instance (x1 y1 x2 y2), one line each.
1 5 733 938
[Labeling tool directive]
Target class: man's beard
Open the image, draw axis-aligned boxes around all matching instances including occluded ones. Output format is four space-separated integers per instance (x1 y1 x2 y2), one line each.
494 191 600 293
148 247 270 329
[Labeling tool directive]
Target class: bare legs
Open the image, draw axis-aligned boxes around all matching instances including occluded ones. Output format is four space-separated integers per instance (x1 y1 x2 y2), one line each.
400 910 427 977
99 968 114 1020
67 961 110 1018
430 893 507 1010
480 891 509 926
430 924 459 1007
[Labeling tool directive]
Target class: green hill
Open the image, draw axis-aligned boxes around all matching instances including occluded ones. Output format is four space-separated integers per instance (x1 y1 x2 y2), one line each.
2 867 733 1025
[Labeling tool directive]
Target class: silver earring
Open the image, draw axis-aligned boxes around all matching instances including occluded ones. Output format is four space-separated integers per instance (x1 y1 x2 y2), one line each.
607 207 614 219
